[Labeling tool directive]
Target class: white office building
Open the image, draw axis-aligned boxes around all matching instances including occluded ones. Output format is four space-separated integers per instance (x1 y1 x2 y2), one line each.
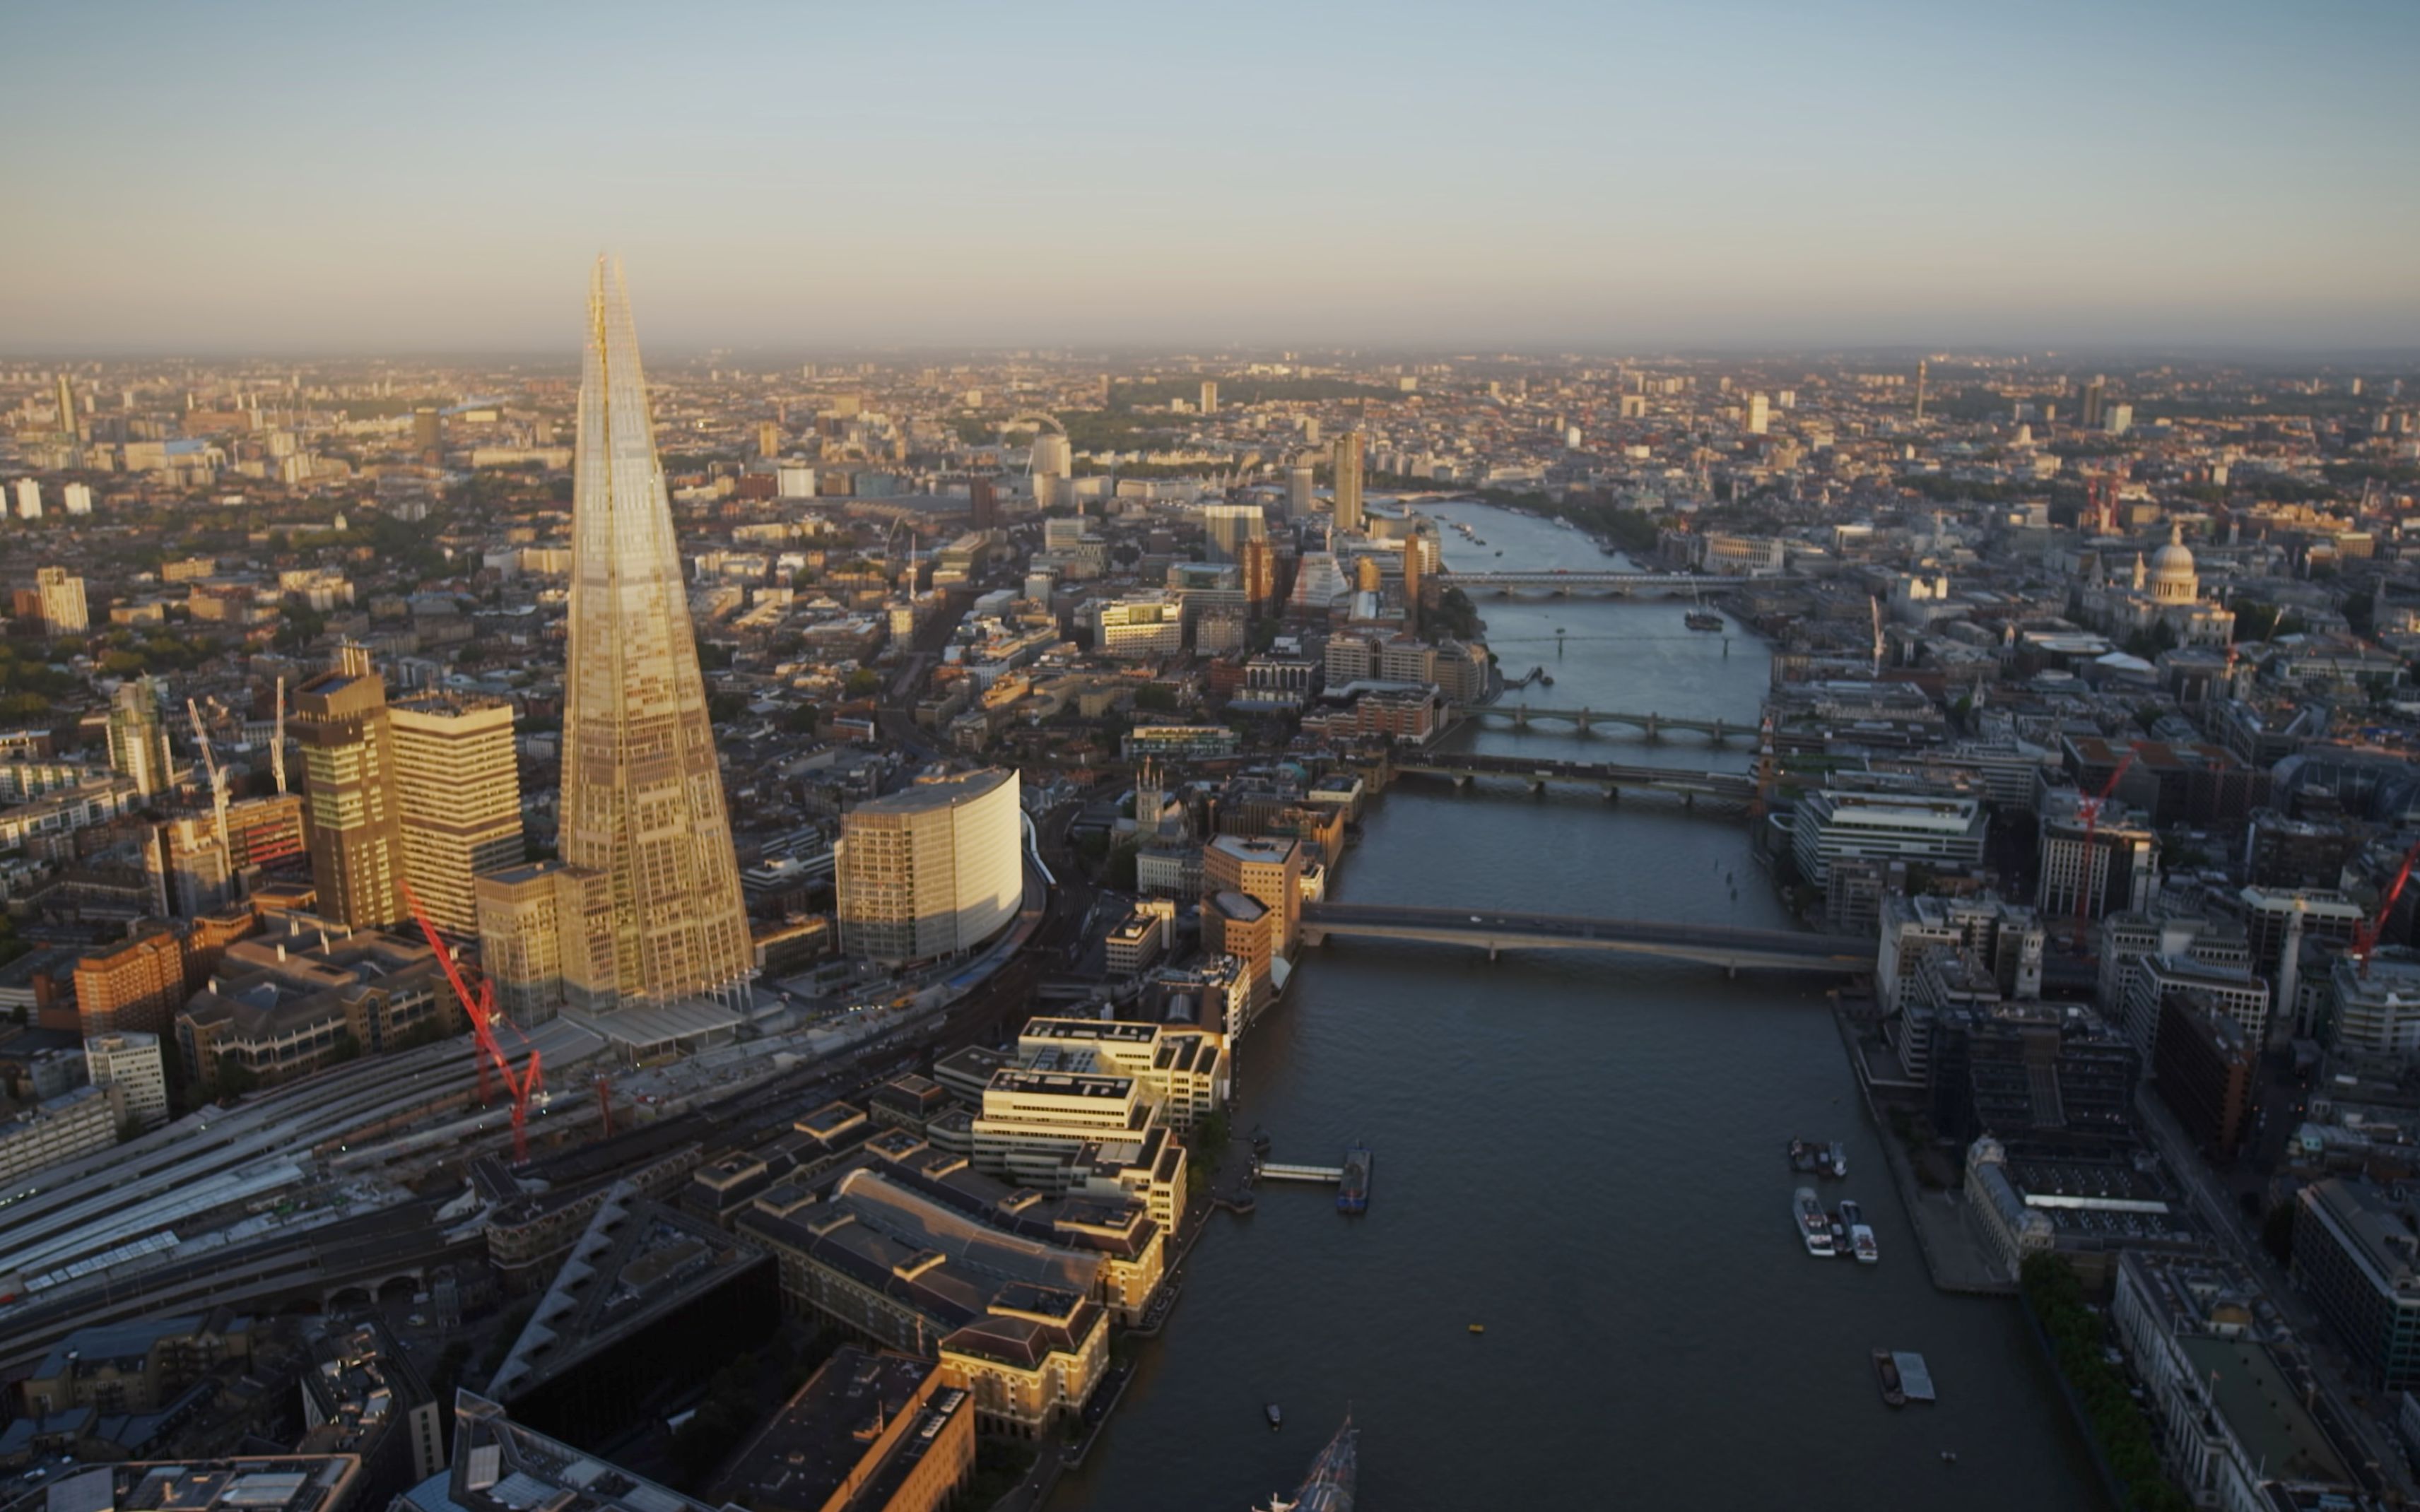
836 767 1023 964
1790 789 1986 886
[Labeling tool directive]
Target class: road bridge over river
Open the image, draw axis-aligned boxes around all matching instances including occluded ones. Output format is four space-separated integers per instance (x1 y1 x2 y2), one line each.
1299 902 1869 974
1389 750 1756 807
1442 571 1801 596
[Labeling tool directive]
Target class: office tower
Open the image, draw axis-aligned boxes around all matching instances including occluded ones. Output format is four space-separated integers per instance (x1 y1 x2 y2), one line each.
1241 537 1276 615
388 693 522 938
1331 432 1364 533
295 644 406 930
34 567 88 634
1286 463 1313 521
14 479 40 519
108 677 174 797
74 924 190 1039
476 861 617 1022
412 406 443 462
54 373 78 440
1747 393 1770 435
2104 403 2134 436
1203 502 1265 564
969 476 998 529
1302 416 1320 446
561 259 753 1008
2080 375 2106 430
1913 360 1927 423
835 767 1022 964
755 419 782 459
84 1032 169 1129
62 483 92 516
1199 380 1218 415
1402 538 1422 634
1204 834 1303 955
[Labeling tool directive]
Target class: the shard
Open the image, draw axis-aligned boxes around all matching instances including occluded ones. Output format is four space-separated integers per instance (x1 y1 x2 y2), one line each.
560 257 753 1009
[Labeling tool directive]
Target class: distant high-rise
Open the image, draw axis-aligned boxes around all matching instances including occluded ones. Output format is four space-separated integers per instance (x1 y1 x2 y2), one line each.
412 406 443 463
1332 432 1365 533
54 374 79 445
969 476 999 530
34 567 88 634
295 645 406 930
755 419 782 459
389 693 523 938
1199 380 1218 415
2079 375 2107 431
61 483 93 516
1285 463 1313 521
1203 502 1265 565
1241 537 1276 616
107 678 174 798
1746 393 1770 436
14 479 41 519
560 258 753 1009
1913 360 1927 423
1030 431 1073 510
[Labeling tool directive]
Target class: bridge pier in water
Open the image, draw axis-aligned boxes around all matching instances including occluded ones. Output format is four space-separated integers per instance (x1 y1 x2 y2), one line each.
1645 714 1660 742
1576 709 1591 733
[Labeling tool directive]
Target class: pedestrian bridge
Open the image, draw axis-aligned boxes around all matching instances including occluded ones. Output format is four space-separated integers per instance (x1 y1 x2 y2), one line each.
1441 571 1799 596
1298 902 1871 974
1390 750 1756 805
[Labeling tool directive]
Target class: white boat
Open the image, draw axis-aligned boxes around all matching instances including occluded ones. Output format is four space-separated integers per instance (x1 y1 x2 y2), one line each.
1842 1199 1879 1265
1795 1186 1833 1256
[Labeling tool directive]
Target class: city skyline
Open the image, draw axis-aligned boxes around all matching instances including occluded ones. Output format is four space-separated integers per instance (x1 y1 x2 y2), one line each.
6 1 2416 353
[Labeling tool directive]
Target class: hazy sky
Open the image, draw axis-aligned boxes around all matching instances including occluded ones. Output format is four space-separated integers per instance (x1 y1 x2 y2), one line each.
5 0 2416 353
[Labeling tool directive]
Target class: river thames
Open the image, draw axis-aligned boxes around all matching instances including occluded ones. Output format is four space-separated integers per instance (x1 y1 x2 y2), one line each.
1049 502 2108 1511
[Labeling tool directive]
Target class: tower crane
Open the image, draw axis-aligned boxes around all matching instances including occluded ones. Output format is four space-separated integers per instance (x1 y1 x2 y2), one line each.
271 676 288 796
185 697 230 853
2351 837 2420 978
402 881 544 1161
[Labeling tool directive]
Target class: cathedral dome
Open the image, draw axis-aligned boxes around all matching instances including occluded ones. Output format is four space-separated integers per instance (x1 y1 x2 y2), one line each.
2149 522 2197 601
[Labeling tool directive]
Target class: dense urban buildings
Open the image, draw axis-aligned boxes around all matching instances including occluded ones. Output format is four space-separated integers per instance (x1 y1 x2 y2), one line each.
1 261 2419 1512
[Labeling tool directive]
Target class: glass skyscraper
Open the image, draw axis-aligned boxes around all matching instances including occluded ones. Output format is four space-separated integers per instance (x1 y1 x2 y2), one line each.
560 258 753 1008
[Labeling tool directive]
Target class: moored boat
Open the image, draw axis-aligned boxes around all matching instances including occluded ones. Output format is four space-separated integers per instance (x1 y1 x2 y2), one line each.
1795 1186 1833 1256
1874 1349 1908 1408
1842 1200 1879 1264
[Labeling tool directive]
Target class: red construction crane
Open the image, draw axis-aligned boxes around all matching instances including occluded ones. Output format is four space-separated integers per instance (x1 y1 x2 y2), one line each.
401 882 544 1162
594 1073 616 1140
2070 753 2137 947
2352 837 2420 977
